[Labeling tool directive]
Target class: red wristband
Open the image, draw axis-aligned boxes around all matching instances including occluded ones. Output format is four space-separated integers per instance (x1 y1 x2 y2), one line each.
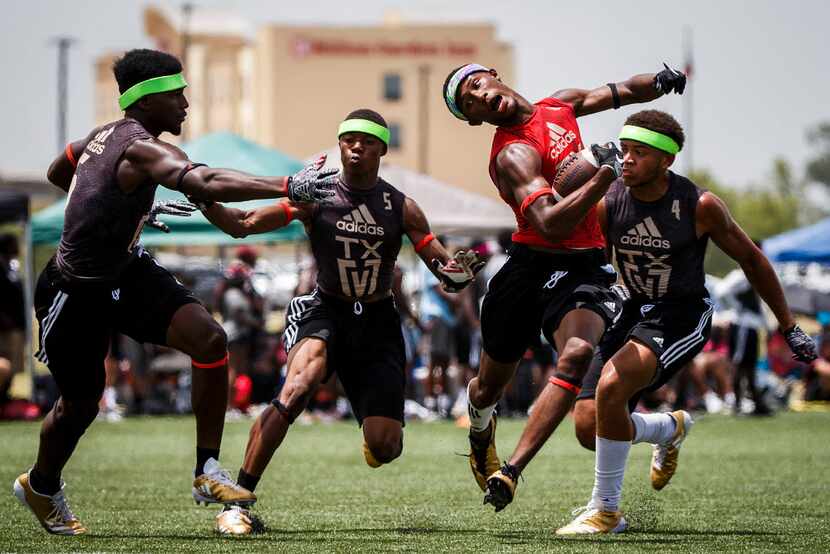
192 353 229 369
414 233 435 253
520 188 554 217
65 143 77 168
281 202 293 225
549 376 581 395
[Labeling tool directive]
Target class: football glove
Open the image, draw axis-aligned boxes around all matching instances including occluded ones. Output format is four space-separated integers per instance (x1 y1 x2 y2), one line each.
590 142 624 178
431 250 486 293
287 155 338 204
783 324 817 362
146 200 199 233
654 62 687 95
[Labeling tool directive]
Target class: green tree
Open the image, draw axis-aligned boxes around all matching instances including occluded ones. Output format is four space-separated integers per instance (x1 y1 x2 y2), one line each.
806 122 830 189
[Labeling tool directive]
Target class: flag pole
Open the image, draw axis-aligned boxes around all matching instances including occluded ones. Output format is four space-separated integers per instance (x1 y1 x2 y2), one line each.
683 25 693 175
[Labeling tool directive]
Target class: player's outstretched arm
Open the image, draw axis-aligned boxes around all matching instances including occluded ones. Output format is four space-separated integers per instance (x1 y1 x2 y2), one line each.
553 63 686 118
198 201 312 238
402 197 482 293
698 192 816 361
496 143 616 244
124 140 337 203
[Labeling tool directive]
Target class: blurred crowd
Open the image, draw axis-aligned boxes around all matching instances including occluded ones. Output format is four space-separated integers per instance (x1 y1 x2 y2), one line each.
2 233 830 423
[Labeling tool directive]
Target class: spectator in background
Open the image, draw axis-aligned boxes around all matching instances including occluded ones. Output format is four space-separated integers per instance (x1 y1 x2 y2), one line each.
717 263 771 415
218 260 264 411
805 333 830 401
392 265 424 400
419 238 460 415
688 324 736 413
0 234 24 407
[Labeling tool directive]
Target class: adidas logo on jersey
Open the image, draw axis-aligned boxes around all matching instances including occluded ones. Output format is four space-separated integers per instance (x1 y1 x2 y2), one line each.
620 217 671 249
546 121 577 160
336 204 385 236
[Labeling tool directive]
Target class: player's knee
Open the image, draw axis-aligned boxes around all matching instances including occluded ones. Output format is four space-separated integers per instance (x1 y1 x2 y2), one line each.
53 399 99 436
367 436 402 465
557 338 595 377
202 322 228 360
597 367 627 404
274 382 314 423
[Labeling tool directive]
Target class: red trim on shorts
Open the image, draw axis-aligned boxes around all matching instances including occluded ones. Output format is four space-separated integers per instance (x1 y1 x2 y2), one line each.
414 233 435 253
192 353 229 369
549 376 581 395
65 144 77 168
281 202 293 225
519 189 554 218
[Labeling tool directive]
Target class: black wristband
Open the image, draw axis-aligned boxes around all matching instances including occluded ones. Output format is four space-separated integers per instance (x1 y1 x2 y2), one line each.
175 162 208 190
607 83 620 109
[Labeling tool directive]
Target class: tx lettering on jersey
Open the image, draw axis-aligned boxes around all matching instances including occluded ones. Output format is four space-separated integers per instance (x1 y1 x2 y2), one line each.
618 249 671 299
335 235 382 297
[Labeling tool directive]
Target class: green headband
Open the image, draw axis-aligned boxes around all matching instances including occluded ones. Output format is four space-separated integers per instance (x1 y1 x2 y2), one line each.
118 73 188 110
337 119 390 145
618 125 680 154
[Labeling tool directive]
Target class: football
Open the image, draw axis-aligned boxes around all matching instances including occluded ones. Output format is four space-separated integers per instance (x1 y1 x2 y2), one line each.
550 147 598 200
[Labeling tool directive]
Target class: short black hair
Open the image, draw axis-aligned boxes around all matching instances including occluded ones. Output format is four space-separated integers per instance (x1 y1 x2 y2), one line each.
624 110 685 151
344 108 387 128
113 49 183 94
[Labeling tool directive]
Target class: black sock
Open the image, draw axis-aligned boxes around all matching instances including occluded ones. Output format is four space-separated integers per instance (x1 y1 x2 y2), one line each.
237 469 260 493
196 447 220 476
29 467 61 496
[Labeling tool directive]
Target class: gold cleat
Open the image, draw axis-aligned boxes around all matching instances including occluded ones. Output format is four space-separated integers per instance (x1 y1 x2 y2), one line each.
469 415 500 492
555 506 628 535
13 471 87 536
484 463 518 512
363 441 383 468
193 458 256 506
651 410 694 491
215 505 265 536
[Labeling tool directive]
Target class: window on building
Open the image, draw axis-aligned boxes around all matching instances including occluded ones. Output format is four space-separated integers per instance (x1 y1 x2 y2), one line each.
388 123 401 150
383 73 402 101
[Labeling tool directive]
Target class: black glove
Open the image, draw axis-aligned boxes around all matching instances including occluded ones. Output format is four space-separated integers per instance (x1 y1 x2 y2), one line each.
654 62 686 95
431 250 486 293
590 142 623 178
287 155 338 204
146 200 199 233
783 324 817 362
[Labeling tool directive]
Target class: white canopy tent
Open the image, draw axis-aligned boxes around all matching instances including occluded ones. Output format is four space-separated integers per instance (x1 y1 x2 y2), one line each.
310 147 515 236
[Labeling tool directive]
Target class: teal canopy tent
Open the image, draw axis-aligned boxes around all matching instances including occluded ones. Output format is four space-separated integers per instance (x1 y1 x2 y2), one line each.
31 132 306 246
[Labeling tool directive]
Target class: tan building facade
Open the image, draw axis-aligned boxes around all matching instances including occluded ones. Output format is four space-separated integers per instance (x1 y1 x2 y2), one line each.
94 7 513 198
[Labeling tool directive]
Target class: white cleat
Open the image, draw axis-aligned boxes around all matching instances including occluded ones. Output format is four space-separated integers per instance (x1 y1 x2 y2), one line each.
555 506 628 535
651 410 694 490
13 471 87 535
192 458 256 506
215 505 264 535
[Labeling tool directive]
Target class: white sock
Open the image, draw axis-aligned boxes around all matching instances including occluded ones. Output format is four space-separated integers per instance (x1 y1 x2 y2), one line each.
103 386 117 409
590 436 631 513
631 412 676 445
467 381 496 432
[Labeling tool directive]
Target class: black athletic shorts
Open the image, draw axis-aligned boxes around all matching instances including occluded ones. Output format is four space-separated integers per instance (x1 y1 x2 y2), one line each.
282 288 406 424
577 296 715 410
479 244 619 363
34 250 200 402
728 323 760 369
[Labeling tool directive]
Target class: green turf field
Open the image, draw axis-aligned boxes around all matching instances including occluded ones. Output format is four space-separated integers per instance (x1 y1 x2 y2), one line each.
1 412 829 552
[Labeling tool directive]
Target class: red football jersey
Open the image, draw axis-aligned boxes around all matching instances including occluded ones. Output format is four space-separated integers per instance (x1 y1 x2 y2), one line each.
488 97 605 250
